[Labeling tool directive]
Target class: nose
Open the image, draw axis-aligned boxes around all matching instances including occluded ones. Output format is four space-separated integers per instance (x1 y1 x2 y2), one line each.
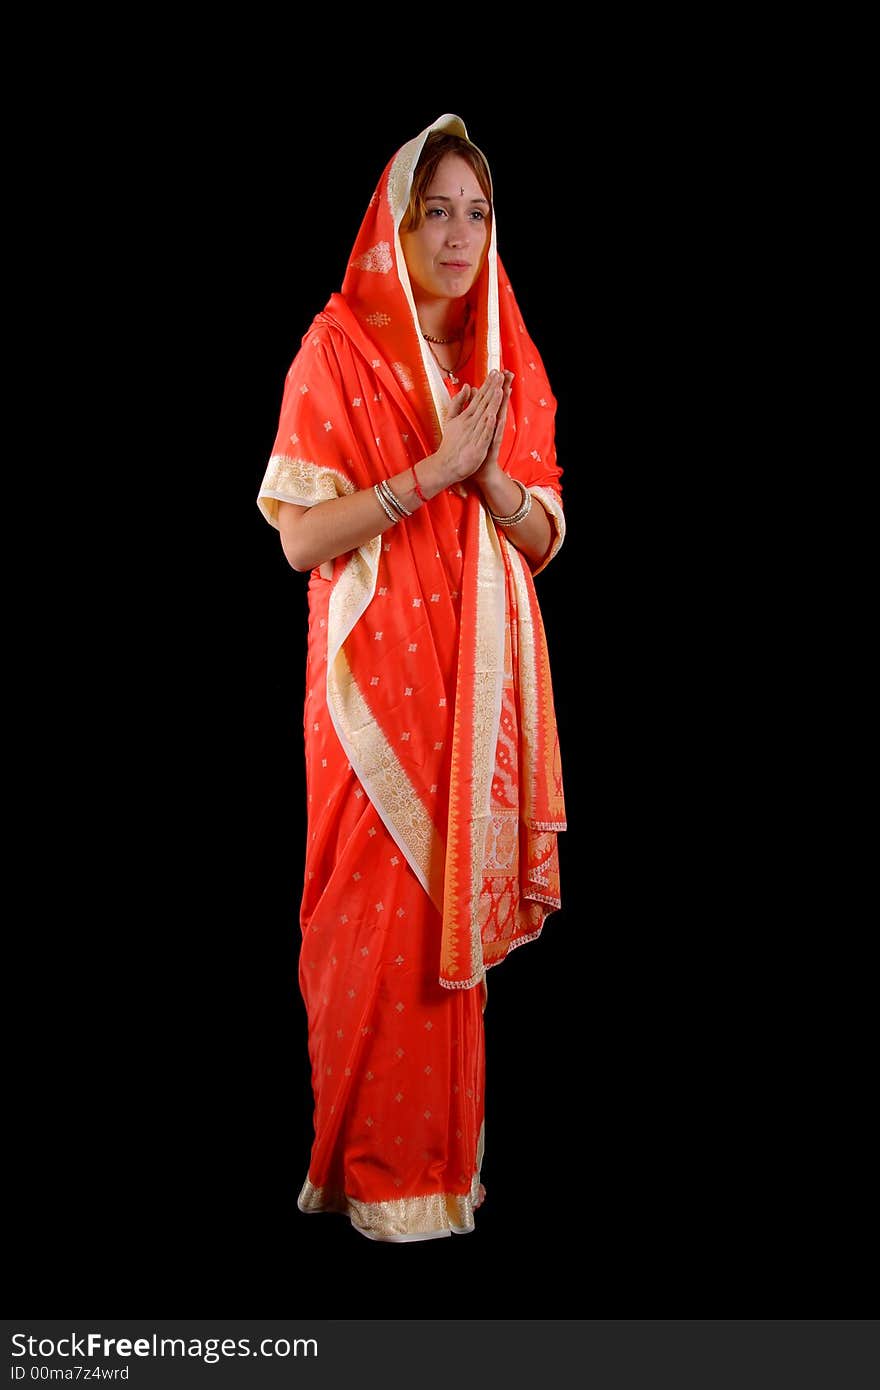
445 214 471 248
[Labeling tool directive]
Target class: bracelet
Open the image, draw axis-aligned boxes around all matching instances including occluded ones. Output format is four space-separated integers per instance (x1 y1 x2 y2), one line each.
373 483 400 525
412 461 428 505
487 479 532 527
377 478 412 519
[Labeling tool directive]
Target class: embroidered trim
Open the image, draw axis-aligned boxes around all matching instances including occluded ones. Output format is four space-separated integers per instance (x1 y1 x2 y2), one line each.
298 1171 482 1243
257 454 356 527
528 486 566 574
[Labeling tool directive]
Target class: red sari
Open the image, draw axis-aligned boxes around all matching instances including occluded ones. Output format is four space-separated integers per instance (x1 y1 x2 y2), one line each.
258 114 566 1241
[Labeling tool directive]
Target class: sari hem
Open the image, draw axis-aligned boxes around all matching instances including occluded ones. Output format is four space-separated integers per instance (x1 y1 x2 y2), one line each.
440 909 561 990
298 1175 481 1243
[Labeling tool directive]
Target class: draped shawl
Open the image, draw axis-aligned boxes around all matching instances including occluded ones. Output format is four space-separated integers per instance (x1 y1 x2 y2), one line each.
258 113 566 988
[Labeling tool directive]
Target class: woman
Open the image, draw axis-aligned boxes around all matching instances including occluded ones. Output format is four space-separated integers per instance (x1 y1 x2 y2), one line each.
257 113 566 1242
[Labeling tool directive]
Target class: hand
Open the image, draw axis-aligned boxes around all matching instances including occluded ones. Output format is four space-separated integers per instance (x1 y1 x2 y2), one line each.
471 370 514 484
430 371 505 488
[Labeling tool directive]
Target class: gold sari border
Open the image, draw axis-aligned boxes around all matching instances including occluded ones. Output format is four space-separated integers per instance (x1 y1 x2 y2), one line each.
438 908 561 990
258 453 356 526
298 1174 481 1243
528 485 566 575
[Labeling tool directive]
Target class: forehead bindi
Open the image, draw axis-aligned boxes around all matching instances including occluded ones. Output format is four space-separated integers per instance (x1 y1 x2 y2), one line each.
426 155 487 203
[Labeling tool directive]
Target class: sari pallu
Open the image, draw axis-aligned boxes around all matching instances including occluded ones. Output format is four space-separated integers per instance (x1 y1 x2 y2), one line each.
258 115 566 1240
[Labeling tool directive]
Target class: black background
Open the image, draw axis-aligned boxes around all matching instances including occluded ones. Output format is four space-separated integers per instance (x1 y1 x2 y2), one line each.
9 72 871 1320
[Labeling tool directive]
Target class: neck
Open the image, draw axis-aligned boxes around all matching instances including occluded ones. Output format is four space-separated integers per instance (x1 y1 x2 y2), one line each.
413 293 467 342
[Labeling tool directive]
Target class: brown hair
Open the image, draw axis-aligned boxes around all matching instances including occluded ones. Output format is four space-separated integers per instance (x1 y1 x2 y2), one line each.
401 131 493 232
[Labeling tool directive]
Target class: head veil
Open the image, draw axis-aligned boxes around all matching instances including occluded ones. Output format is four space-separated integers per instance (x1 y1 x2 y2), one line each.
339 113 499 448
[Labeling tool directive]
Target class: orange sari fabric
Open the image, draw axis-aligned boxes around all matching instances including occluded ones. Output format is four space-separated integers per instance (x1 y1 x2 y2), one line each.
258 115 566 1240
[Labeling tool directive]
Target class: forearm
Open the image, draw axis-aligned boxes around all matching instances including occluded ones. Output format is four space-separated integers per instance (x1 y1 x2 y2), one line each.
474 466 553 568
278 456 450 573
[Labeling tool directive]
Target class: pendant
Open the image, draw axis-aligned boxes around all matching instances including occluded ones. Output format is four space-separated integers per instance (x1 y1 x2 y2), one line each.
447 372 458 384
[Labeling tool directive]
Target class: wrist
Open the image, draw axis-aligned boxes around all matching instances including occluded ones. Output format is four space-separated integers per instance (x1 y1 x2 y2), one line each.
473 461 503 493
418 453 449 501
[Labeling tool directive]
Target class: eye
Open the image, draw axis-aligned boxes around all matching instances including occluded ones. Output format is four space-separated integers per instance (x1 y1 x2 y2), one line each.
469 210 487 221
426 207 447 218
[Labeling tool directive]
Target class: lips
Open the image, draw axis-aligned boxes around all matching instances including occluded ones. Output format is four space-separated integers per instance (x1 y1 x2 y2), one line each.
441 261 471 269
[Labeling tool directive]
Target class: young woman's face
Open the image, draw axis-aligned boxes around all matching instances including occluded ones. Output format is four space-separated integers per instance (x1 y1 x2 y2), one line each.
401 153 490 301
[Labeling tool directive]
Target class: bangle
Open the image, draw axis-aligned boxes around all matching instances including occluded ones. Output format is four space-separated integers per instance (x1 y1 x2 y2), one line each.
412 461 428 505
373 483 400 525
487 479 532 527
377 478 411 518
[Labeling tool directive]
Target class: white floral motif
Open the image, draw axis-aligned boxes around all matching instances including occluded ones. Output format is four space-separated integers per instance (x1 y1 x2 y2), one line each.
531 450 542 462
365 312 391 327
299 384 309 394
352 242 393 274
323 420 332 431
352 397 362 407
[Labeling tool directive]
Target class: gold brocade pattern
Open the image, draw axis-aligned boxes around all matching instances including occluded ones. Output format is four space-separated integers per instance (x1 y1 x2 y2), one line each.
507 548 566 829
257 453 356 526
528 486 567 575
439 509 506 986
327 648 445 904
298 1118 485 1243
